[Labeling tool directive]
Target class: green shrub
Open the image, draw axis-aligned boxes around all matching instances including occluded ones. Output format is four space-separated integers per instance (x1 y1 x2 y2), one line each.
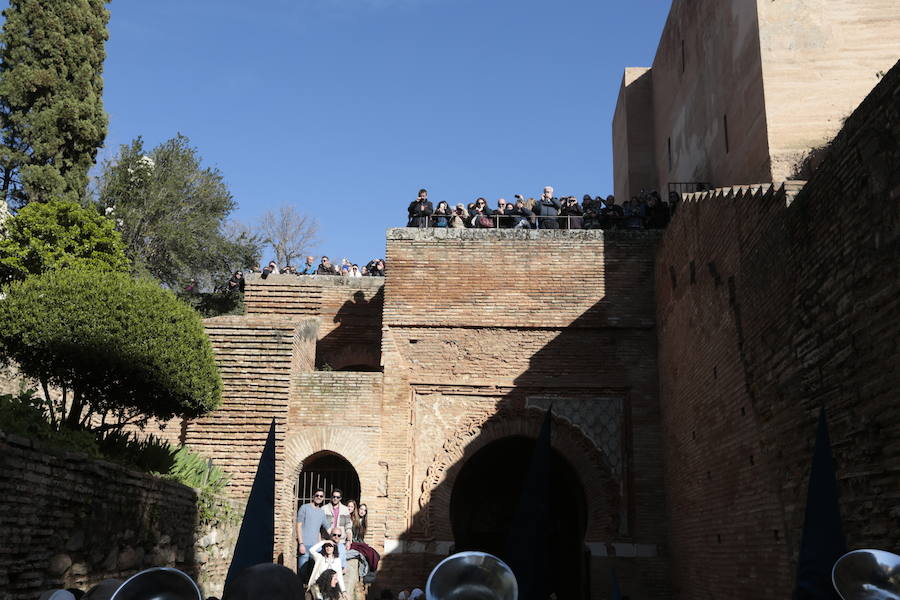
0 269 222 429
0 388 99 457
0 200 129 282
96 429 177 474
160 445 234 525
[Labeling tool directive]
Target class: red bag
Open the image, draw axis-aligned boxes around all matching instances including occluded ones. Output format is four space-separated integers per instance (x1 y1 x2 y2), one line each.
477 215 494 228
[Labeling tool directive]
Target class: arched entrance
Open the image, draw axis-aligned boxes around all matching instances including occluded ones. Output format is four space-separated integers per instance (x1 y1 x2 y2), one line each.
297 452 361 506
449 436 588 599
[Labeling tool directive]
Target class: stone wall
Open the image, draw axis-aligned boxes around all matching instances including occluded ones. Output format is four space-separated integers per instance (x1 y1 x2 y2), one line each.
612 0 900 197
0 431 239 600
757 1 900 181
655 60 900 599
648 0 771 191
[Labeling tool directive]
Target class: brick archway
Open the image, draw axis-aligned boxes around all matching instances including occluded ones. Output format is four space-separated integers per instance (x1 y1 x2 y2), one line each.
416 408 621 541
279 430 371 565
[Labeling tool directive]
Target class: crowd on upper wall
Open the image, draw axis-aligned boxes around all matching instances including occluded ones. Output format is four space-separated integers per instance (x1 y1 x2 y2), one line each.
406 187 680 230
218 257 387 293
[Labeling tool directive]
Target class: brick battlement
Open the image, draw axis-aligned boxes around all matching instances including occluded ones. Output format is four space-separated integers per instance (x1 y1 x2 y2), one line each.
676 180 806 207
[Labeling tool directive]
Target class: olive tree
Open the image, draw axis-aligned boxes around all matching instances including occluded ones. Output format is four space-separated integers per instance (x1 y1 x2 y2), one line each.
0 269 222 429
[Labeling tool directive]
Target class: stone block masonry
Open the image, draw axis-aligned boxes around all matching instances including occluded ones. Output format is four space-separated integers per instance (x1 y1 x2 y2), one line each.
655 60 900 600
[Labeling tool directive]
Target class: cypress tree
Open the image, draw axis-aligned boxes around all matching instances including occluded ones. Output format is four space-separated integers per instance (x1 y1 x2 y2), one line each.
0 0 110 208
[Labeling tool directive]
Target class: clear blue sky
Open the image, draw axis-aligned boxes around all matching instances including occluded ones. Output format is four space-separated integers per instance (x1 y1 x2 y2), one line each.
11 0 672 264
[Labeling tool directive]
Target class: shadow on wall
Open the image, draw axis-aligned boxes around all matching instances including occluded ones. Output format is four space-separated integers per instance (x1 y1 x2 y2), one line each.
317 288 384 372
373 231 669 600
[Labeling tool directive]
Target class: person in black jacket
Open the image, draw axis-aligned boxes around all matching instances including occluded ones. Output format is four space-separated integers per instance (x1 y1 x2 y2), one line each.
469 197 494 228
509 197 535 229
407 189 434 227
533 186 561 229
316 256 338 275
226 271 245 293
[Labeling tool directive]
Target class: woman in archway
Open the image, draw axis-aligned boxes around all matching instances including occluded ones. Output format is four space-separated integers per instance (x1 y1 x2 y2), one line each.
307 540 346 599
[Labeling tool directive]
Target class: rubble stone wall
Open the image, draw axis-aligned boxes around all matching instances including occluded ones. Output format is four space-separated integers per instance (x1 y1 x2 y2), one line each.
0 431 239 600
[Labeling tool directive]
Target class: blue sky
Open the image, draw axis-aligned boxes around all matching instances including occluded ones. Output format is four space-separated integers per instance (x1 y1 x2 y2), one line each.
11 0 671 264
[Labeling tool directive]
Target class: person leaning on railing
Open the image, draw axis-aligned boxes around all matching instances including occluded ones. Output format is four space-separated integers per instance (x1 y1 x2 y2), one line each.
469 197 494 228
560 196 584 229
508 197 534 229
533 186 561 229
450 204 468 228
432 201 451 227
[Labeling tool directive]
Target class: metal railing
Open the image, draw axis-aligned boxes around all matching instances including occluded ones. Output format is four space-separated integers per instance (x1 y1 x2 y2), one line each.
410 213 663 230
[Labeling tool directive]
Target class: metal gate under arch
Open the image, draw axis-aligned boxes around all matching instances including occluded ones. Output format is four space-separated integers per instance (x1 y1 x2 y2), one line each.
296 452 361 507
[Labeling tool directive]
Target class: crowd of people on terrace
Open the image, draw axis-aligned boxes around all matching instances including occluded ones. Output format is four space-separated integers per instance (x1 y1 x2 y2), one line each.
223 257 386 293
257 256 387 278
297 487 424 600
406 186 678 230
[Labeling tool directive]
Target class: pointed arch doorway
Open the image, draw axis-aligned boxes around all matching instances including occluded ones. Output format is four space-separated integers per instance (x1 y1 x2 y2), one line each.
449 436 589 599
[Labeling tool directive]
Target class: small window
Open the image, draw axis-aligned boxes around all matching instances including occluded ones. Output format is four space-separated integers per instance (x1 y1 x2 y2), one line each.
681 39 685 73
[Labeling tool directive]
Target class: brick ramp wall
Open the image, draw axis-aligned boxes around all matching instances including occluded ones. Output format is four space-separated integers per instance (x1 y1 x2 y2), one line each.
656 60 900 600
184 316 317 525
244 275 384 369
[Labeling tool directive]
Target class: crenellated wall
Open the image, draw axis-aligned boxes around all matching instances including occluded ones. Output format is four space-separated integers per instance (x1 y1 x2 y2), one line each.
655 60 900 599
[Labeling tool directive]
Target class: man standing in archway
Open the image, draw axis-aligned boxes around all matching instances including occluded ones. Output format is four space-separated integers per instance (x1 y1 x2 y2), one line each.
296 487 327 573
323 488 354 550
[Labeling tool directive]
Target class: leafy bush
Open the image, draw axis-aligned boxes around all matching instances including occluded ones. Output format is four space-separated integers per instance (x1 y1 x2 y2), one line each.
0 269 222 429
96 429 177 474
0 388 99 457
0 200 129 282
160 446 234 525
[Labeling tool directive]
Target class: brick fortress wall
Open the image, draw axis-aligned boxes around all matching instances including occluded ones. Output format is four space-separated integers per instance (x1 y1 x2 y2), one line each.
379 228 671 598
184 278 387 572
244 274 384 370
655 60 900 599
